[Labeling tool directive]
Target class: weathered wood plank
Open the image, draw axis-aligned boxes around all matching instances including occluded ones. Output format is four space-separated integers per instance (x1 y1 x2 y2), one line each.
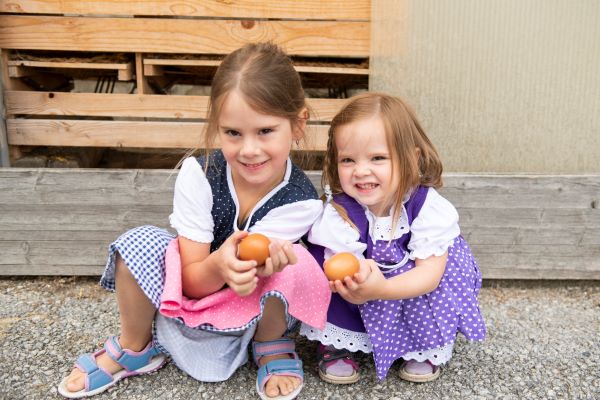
144 57 369 75
442 175 600 209
1 264 105 276
0 16 370 57
0 204 171 230
4 91 345 122
6 119 330 150
0 0 370 20
1 169 599 279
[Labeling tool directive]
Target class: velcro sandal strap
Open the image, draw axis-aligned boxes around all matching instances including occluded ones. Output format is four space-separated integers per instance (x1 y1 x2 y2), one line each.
252 338 296 365
103 336 159 372
75 353 113 392
257 359 304 391
319 347 354 363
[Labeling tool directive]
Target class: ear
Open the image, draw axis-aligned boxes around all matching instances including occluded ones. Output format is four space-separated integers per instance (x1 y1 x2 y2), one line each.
292 108 309 140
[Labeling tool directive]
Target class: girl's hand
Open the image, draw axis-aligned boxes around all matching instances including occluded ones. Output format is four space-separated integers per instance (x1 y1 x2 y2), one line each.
217 231 259 296
256 238 297 277
330 259 385 304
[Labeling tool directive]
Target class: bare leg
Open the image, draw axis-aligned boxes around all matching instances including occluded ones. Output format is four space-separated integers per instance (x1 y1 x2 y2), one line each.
253 297 301 398
65 253 156 392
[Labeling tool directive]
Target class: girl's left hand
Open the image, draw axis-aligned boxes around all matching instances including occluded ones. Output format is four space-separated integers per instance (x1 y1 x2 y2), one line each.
256 238 297 277
330 259 385 304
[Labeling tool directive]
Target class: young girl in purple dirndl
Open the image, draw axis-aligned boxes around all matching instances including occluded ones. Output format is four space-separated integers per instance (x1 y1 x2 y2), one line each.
300 92 486 384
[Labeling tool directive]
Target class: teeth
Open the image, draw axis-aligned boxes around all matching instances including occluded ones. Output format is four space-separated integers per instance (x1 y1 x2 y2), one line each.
244 161 266 167
357 183 377 189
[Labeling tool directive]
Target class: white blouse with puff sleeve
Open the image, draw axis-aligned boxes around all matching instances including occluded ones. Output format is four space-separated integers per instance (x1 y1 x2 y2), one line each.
169 157 323 244
308 187 460 266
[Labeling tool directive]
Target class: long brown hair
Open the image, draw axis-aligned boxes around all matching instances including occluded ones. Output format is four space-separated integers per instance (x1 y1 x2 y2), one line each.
203 42 307 157
323 92 443 226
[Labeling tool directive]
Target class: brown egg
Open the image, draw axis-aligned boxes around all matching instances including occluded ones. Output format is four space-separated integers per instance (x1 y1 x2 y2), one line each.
324 252 360 281
238 233 271 266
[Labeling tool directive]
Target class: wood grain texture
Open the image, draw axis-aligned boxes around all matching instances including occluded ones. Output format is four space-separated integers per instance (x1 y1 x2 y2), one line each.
1 169 598 279
4 91 345 122
0 0 370 20
6 119 330 150
0 16 370 57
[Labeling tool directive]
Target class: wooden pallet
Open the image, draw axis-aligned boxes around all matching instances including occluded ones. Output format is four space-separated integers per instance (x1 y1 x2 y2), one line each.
1 168 598 279
0 0 370 163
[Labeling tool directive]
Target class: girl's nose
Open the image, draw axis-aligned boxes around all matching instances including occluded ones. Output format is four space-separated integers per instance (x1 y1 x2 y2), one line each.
353 162 370 177
240 136 260 156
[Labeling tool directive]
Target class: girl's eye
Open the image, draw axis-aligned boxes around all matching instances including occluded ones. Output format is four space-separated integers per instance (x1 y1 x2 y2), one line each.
339 158 354 164
224 129 241 137
259 128 273 135
373 155 388 161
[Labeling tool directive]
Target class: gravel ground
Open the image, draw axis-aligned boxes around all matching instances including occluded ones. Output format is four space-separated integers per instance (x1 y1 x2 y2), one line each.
0 277 598 400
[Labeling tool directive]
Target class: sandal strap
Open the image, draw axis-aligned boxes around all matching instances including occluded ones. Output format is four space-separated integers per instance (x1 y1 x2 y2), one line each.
257 359 304 392
318 347 354 363
103 336 159 372
75 353 113 392
251 338 296 365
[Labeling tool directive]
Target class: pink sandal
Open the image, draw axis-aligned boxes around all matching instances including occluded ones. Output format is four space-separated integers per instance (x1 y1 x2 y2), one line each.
317 344 359 384
399 359 440 383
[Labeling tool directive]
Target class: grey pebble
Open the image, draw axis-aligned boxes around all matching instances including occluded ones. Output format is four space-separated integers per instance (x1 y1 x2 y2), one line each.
0 277 599 400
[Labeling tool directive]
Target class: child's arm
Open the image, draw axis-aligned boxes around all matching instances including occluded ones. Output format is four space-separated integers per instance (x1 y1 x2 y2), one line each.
332 251 448 304
180 231 260 298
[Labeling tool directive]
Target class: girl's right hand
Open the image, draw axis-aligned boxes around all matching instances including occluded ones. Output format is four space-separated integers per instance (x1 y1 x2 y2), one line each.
217 231 259 296
330 259 384 304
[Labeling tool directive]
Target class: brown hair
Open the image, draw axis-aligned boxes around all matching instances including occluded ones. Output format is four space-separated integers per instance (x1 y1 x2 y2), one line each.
203 42 308 157
323 92 443 225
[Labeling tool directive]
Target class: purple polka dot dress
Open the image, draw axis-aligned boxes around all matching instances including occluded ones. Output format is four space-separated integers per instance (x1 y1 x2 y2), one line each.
301 188 486 381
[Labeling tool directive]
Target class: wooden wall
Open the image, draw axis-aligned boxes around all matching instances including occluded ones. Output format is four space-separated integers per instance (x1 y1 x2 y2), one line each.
0 0 370 161
1 168 598 279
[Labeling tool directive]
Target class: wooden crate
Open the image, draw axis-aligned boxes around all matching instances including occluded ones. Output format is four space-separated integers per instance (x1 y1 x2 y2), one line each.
0 1 370 164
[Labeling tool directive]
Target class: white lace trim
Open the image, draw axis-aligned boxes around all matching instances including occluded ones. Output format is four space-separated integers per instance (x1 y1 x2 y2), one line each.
366 206 409 242
402 342 454 366
300 322 454 365
299 322 372 353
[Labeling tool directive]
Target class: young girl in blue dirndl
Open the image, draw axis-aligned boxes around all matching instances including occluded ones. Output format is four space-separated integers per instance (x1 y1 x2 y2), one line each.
58 43 330 400
300 93 486 384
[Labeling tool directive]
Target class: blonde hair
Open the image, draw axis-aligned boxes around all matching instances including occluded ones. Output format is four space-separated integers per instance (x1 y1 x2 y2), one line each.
323 92 443 226
203 42 307 159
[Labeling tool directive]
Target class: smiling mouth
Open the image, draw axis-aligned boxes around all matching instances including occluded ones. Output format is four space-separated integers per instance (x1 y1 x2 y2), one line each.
355 183 379 191
241 160 268 169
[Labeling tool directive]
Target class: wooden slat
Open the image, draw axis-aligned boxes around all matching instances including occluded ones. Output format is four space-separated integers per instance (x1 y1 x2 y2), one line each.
6 119 330 150
2 264 105 276
8 59 134 80
0 16 370 57
0 168 177 206
0 0 370 20
144 58 369 75
0 204 171 231
7 59 131 71
442 175 600 209
1 169 599 279
4 91 345 122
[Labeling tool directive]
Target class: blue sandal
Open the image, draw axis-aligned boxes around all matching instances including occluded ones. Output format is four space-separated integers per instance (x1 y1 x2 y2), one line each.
252 338 304 400
57 336 166 398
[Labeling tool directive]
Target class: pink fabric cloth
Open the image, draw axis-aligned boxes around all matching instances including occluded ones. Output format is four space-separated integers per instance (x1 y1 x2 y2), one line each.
159 239 330 330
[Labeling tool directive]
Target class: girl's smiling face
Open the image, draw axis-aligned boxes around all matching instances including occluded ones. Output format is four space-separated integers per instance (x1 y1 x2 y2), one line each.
335 116 397 216
218 90 303 193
